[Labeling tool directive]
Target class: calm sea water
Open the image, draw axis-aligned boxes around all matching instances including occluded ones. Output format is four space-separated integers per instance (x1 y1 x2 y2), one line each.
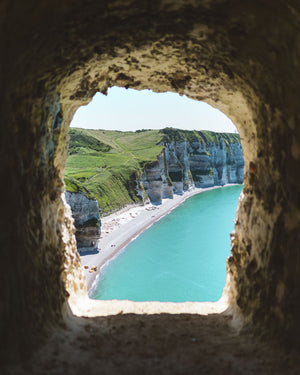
91 185 243 302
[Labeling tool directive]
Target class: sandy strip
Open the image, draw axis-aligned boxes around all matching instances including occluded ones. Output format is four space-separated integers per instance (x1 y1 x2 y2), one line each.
80 185 237 293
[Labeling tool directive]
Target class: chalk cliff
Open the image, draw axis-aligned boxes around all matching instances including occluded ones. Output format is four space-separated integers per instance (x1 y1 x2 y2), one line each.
140 129 244 204
65 191 101 253
64 128 244 230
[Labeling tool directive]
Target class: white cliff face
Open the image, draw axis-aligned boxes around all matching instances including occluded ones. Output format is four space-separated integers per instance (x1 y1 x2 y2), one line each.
141 154 172 204
65 191 101 252
64 134 244 234
141 136 244 204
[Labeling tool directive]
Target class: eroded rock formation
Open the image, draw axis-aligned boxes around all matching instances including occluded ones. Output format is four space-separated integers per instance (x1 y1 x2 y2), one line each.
141 133 244 203
0 0 300 371
65 191 101 252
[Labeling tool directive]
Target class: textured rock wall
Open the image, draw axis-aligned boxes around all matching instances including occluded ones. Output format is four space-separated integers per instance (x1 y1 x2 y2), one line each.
0 0 299 362
142 136 244 204
65 192 101 252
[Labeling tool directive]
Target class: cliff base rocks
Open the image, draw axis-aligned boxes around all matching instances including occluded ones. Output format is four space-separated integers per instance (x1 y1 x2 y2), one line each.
65 191 101 253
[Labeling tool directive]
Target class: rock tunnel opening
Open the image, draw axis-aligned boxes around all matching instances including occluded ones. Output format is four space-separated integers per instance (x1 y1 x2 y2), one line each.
64 88 244 304
1 0 299 369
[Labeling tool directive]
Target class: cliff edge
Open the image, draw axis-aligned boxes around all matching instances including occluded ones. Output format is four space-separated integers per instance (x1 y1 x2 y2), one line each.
141 128 244 204
65 191 101 253
64 128 244 238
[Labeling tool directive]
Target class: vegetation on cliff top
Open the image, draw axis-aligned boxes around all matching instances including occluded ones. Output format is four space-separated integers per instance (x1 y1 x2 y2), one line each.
65 128 164 214
68 129 111 154
64 127 241 215
160 127 240 146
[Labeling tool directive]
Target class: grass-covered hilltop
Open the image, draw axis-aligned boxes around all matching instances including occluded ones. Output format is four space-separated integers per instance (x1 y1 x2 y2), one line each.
64 127 243 215
65 128 164 214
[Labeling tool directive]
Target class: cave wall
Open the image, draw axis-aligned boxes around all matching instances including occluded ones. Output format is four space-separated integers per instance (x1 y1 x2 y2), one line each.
0 0 299 361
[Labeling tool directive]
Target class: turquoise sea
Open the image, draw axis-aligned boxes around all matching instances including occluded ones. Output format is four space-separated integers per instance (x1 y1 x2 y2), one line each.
91 185 243 302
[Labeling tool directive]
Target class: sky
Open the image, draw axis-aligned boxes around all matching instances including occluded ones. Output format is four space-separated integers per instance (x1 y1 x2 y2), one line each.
70 87 237 133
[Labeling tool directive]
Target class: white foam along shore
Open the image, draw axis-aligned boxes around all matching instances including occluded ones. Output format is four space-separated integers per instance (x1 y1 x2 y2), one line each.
81 184 239 293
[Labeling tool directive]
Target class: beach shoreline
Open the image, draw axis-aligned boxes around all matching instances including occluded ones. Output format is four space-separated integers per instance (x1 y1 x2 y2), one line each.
80 184 240 293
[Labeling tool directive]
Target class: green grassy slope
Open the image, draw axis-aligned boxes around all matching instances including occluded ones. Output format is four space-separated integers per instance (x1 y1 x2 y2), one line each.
64 127 241 215
65 128 164 214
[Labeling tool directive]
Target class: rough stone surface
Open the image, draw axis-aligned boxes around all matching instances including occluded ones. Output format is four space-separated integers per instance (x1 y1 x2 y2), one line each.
3 312 299 375
142 136 244 204
65 191 101 252
0 0 299 370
